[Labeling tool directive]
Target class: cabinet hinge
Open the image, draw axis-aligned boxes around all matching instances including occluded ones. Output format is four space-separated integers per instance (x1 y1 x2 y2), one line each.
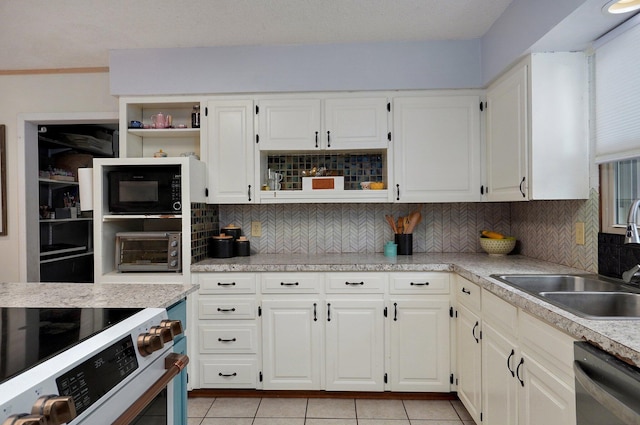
187 373 189 383
384 373 388 384
480 185 484 195
387 132 391 142
259 371 263 382
205 106 208 117
384 306 388 317
256 105 259 115
205 188 209 197
258 306 262 316
450 373 454 384
481 412 483 422
449 306 454 318
480 101 485 111
256 134 259 144
480 330 483 340
456 378 459 385
387 102 391 112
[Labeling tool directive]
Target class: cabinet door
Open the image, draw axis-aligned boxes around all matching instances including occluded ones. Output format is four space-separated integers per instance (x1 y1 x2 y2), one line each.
206 99 255 203
481 321 518 425
393 96 481 202
261 299 322 390
456 303 482 424
517 350 576 425
325 299 385 391
389 298 450 392
257 99 321 150
486 63 528 201
324 97 389 150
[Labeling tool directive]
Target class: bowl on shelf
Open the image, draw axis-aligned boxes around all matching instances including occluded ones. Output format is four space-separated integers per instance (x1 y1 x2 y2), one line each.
480 237 516 256
360 181 372 190
370 182 385 190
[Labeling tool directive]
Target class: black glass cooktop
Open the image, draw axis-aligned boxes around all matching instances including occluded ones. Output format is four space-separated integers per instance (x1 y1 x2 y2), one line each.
0 307 142 383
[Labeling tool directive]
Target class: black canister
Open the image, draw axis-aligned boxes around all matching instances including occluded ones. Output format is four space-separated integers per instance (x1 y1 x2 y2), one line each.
209 234 234 258
234 237 251 256
221 224 242 240
395 233 413 255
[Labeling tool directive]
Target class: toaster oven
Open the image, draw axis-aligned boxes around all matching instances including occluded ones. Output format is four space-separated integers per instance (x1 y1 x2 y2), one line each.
115 232 182 272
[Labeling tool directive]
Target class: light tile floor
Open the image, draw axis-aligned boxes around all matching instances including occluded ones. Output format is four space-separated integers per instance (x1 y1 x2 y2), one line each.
188 397 477 425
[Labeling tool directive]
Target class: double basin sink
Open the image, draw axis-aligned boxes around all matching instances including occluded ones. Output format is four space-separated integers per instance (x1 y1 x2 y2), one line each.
490 274 640 320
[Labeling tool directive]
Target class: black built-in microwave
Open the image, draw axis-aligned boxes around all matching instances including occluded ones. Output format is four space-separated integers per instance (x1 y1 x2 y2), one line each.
108 165 181 214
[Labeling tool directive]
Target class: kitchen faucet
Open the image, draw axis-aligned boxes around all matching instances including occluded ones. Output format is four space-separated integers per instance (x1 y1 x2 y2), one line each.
624 199 640 244
622 264 640 284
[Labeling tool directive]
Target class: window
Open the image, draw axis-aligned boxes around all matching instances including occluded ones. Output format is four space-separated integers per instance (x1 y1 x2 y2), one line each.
601 159 640 233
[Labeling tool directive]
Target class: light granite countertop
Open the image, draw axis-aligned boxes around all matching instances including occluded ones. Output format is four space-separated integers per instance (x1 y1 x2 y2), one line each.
0 283 198 309
193 253 640 368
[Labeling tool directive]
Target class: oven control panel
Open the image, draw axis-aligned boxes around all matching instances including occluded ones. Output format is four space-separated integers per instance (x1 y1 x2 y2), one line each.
0 308 181 425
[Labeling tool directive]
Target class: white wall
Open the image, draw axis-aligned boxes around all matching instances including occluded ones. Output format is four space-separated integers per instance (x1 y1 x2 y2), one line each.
0 72 117 282
109 40 482 95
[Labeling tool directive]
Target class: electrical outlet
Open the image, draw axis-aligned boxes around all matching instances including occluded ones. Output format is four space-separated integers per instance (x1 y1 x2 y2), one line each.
251 221 262 237
575 222 585 245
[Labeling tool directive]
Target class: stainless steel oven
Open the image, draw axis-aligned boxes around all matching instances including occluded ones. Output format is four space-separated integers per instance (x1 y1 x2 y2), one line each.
0 307 188 425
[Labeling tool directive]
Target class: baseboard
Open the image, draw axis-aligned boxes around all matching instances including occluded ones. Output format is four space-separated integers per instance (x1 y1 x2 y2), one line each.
189 389 459 400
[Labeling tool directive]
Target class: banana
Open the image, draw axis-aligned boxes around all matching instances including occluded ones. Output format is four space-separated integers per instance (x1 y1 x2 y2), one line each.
481 230 505 239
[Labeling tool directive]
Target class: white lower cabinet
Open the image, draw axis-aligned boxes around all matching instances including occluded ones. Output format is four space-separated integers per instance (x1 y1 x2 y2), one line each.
480 290 576 425
261 298 322 389
389 297 451 391
455 276 482 424
325 298 385 391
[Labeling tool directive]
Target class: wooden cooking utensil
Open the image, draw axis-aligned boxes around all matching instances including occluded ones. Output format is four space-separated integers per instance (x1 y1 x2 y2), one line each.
397 217 404 234
385 215 397 233
404 211 422 234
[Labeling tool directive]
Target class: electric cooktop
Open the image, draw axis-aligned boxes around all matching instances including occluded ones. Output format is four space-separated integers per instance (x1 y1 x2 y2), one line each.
0 307 142 383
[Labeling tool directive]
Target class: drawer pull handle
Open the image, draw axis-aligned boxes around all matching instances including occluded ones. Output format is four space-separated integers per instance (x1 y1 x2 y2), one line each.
217 282 236 286
461 287 471 295
281 282 299 286
217 308 236 312
218 372 237 377
218 338 237 342
313 303 318 321
394 302 398 321
410 282 429 286
345 281 364 286
327 303 331 322
472 321 480 343
507 349 515 377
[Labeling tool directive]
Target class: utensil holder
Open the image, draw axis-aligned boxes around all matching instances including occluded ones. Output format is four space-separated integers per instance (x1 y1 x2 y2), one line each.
395 234 413 255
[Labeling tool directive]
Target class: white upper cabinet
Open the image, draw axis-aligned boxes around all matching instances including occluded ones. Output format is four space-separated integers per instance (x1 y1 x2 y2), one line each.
485 53 589 201
256 99 321 151
393 95 481 202
206 99 256 203
323 97 389 150
256 96 389 151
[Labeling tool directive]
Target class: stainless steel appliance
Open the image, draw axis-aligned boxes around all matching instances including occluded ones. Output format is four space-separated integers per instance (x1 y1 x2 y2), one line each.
574 341 640 425
0 307 188 425
116 231 182 272
108 165 181 214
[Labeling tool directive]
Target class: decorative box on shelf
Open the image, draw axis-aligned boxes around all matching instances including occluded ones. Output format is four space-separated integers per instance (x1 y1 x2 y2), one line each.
302 176 345 191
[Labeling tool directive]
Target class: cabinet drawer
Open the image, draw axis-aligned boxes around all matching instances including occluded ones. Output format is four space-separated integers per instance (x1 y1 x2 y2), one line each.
261 273 322 293
389 273 450 294
197 273 257 294
199 324 258 353
200 357 258 388
456 276 481 312
325 272 386 293
199 297 257 319
482 289 518 336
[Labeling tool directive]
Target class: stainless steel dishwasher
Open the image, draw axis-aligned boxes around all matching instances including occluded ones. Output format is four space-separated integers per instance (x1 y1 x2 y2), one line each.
574 341 640 425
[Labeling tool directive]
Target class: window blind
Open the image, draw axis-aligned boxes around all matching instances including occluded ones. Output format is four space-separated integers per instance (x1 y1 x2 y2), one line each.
595 16 640 163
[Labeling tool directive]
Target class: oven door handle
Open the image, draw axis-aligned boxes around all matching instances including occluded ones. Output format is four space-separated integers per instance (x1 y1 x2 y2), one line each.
112 353 189 425
573 360 640 425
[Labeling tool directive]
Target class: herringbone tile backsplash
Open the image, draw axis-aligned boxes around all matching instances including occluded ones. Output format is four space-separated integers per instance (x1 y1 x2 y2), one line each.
219 188 599 271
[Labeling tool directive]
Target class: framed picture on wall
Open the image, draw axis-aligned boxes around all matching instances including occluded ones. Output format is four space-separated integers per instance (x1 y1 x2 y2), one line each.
0 125 6 236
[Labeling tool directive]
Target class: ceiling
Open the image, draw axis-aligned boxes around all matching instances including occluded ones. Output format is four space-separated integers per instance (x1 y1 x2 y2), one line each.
0 0 515 71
